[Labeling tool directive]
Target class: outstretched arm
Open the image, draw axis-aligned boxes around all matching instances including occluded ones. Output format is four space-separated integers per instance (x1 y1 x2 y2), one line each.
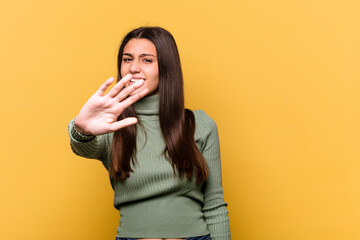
74 74 149 136
68 74 149 164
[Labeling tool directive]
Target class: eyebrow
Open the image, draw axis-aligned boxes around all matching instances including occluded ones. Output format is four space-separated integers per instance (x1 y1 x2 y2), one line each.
123 53 156 57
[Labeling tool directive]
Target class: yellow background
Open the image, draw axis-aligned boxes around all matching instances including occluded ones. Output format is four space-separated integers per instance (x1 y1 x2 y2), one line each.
1 0 359 239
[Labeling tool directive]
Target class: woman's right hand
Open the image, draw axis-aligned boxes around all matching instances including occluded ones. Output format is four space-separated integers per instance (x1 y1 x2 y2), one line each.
74 74 149 136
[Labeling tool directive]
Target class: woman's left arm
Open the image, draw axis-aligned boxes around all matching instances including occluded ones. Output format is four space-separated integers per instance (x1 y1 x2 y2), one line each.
197 111 231 240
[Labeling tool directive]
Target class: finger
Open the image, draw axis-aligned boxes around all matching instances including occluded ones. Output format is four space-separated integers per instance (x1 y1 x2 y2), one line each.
115 79 144 102
109 117 138 132
107 74 132 98
95 77 114 96
112 88 150 114
116 88 150 112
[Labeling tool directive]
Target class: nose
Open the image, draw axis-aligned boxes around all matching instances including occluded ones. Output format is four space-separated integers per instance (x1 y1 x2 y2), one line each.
130 59 140 73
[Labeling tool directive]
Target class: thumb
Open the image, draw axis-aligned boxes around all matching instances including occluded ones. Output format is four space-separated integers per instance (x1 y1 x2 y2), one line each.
109 117 138 132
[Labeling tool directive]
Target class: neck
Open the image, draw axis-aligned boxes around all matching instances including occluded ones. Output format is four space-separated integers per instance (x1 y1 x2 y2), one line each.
133 93 159 116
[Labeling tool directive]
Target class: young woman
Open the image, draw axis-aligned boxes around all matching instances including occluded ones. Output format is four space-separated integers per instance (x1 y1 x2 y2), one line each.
68 26 230 240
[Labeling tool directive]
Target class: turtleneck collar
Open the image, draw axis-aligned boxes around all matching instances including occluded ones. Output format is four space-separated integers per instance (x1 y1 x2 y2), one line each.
133 93 159 116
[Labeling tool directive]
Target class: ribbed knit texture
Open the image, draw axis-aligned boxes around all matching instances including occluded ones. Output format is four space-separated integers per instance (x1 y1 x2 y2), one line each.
68 94 231 239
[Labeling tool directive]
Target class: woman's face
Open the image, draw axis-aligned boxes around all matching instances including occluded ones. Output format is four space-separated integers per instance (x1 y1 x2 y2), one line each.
121 38 159 96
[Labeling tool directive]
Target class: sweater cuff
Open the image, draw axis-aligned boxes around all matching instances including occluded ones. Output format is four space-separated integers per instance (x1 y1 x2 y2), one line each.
69 118 95 142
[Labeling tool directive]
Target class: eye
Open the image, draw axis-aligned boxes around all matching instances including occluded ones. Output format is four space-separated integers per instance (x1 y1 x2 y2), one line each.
143 58 153 63
123 58 132 62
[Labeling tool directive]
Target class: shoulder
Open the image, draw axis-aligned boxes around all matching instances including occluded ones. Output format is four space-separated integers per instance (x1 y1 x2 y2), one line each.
192 110 219 150
193 109 218 128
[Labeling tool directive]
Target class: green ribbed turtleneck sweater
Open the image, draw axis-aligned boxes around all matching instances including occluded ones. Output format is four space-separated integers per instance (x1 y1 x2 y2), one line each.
68 94 230 239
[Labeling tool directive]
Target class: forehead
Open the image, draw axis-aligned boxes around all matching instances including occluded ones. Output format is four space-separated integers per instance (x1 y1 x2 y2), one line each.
123 38 157 55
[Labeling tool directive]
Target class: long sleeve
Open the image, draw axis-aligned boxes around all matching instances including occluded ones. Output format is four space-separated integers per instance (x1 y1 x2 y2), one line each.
195 110 231 240
68 118 111 169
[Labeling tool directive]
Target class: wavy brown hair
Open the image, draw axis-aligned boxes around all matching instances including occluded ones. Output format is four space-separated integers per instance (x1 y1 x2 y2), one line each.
110 27 208 183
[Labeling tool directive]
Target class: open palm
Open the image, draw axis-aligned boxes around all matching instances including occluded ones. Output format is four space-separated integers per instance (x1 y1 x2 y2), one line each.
74 74 149 136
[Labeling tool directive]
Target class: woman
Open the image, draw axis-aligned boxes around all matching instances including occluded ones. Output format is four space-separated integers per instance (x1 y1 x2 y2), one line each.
68 26 230 240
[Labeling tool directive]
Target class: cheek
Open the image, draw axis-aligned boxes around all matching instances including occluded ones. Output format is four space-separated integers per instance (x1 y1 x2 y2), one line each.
149 71 159 85
150 68 159 83
120 64 129 76
144 75 159 91
144 67 159 82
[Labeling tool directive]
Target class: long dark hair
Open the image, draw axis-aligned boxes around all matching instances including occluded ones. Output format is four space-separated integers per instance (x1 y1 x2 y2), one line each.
110 26 208 183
